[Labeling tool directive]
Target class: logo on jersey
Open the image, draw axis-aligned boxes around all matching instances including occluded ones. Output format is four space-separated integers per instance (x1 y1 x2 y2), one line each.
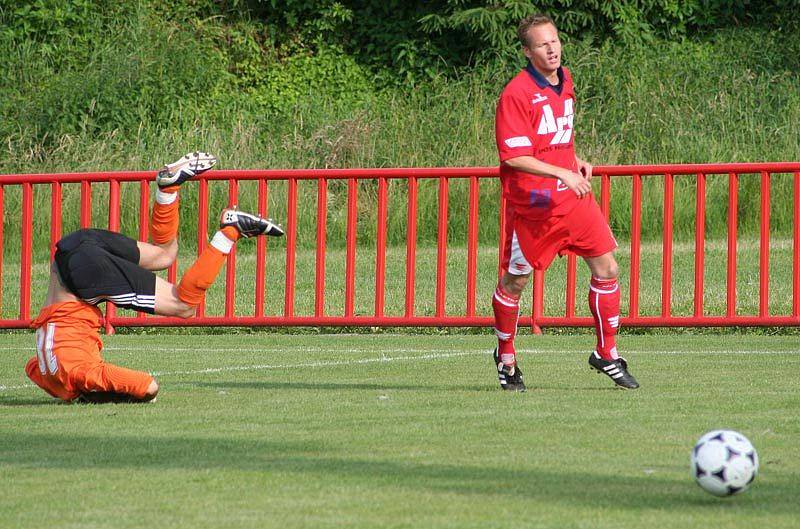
531 93 548 104
529 189 551 208
537 98 573 145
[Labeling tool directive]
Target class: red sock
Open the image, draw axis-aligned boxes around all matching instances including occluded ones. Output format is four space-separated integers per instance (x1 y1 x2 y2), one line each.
177 227 240 306
589 277 621 360
492 283 520 366
150 187 180 244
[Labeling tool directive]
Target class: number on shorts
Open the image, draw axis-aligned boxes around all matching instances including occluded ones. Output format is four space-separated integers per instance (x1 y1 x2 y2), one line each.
35 323 58 375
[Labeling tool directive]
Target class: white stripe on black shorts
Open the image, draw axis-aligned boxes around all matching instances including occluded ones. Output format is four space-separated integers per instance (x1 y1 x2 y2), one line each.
54 229 157 314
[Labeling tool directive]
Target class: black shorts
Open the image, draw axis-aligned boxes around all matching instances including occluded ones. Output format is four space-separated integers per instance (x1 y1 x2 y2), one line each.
54 229 157 314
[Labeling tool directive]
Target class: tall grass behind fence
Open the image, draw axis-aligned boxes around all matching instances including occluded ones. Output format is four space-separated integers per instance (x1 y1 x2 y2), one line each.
2 25 799 253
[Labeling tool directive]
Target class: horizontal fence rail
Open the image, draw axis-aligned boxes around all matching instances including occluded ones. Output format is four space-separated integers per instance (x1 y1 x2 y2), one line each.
1 163 799 331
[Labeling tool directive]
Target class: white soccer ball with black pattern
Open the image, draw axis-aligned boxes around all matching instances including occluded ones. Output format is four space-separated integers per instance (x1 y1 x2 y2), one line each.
691 430 758 496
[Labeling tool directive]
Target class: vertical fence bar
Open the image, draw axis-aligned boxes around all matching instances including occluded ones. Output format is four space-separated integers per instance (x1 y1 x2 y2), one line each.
404 177 418 317
138 180 149 242
108 180 121 232
466 176 479 317
531 269 544 334
167 258 178 285
255 179 268 318
315 178 328 317
435 177 449 318
104 180 121 334
225 179 239 318
726 173 738 318
50 182 62 262
166 176 178 284
565 253 577 317
661 173 674 318
600 173 611 220
196 179 209 317
285 178 298 318
759 171 770 317
137 180 150 321
693 173 706 317
344 178 358 318
794 172 800 318
20 183 33 319
0 185 3 316
375 177 388 317
629 174 642 318
498 197 507 279
80 180 92 228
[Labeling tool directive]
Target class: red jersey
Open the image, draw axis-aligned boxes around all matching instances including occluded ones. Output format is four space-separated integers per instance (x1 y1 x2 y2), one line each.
495 65 579 219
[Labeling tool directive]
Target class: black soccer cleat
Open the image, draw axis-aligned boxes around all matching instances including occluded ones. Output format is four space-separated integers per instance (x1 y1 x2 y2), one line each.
588 351 640 389
493 348 526 392
156 151 218 189
220 207 285 238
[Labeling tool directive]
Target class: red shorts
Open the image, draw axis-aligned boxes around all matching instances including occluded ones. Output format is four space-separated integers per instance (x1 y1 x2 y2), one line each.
502 196 617 274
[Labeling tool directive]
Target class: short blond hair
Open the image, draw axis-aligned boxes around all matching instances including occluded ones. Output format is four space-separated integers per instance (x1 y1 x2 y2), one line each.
518 14 556 47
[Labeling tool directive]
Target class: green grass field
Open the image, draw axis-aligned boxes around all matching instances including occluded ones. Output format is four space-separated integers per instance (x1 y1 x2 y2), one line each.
1 333 798 529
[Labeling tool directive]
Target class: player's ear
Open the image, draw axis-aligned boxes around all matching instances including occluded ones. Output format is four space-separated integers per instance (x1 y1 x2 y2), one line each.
521 45 532 60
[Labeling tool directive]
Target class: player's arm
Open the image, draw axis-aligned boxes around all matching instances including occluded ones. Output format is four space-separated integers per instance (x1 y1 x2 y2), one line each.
504 156 591 198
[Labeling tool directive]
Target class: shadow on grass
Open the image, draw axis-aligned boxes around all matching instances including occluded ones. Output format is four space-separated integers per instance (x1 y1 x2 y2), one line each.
0 432 792 513
0 396 64 407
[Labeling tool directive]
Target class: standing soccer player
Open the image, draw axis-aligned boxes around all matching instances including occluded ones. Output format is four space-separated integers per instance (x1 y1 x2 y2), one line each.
25 152 284 403
491 14 639 391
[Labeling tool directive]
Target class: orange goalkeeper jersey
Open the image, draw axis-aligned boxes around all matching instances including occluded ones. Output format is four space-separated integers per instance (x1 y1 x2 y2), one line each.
25 301 152 401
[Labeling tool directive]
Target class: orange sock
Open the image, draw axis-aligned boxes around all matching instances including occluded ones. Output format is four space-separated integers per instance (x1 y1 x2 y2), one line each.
150 187 180 244
177 227 240 306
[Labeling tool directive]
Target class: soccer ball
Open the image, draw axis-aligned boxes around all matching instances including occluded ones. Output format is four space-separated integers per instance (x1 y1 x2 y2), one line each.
691 430 758 496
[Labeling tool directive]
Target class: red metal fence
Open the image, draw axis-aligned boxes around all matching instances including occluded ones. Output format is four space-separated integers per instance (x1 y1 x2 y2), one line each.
1 163 799 331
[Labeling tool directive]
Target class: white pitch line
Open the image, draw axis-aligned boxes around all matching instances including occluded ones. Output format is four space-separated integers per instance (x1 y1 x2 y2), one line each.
0 383 34 391
0 350 479 393
1 348 797 393
150 350 479 377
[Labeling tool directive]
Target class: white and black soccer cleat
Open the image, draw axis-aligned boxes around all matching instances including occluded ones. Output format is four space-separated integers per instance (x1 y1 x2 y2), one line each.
588 351 640 389
156 151 218 189
493 348 526 392
220 207 284 238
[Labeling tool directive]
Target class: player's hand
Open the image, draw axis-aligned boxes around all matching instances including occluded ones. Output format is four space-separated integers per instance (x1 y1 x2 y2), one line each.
558 170 592 198
577 158 593 181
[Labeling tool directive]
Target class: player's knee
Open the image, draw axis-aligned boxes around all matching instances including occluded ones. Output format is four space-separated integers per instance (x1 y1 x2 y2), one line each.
602 261 619 280
604 260 619 279
175 303 196 319
502 272 529 296
154 246 178 270
145 379 159 399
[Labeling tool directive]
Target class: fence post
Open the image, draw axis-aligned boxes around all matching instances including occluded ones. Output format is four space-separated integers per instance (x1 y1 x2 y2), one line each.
404 177 418 318
694 173 706 317
104 179 121 335
435 177 449 318
466 176 479 317
759 172 770 317
661 173 674 318
726 173 738 317
20 183 33 320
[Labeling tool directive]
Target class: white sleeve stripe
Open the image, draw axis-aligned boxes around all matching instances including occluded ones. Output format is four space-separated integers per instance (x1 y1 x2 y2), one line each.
503 136 532 148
